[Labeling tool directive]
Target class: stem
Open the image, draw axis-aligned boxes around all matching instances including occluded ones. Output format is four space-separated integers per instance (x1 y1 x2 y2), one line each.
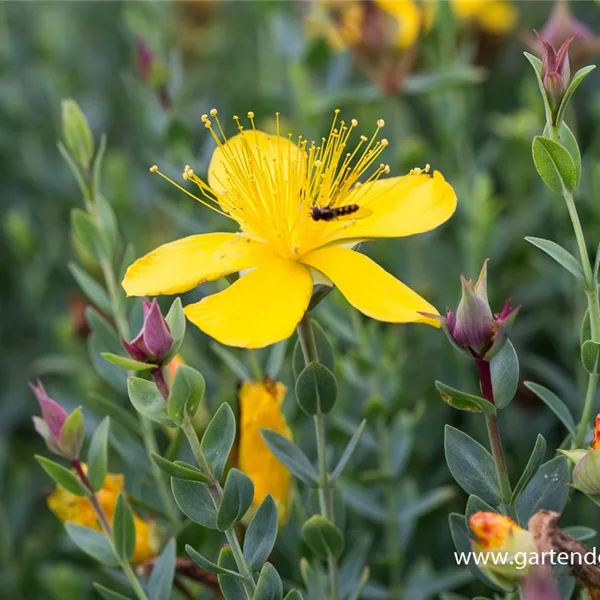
297 313 339 600
563 189 600 445
180 419 256 598
73 460 149 600
475 359 512 506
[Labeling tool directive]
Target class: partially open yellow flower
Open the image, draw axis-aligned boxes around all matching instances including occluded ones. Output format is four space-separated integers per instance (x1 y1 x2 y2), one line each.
450 0 517 35
238 378 292 525
47 466 159 564
122 110 456 348
469 511 536 580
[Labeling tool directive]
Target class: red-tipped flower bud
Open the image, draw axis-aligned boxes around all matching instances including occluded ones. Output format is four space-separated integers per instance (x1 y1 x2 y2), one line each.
535 30 574 112
426 261 519 360
122 298 173 365
31 380 84 460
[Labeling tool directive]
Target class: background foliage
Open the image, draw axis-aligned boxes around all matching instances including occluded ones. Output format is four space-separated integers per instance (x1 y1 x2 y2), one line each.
3 1 600 599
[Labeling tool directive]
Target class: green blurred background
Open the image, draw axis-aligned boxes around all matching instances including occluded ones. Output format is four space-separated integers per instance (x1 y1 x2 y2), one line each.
3 1 600 598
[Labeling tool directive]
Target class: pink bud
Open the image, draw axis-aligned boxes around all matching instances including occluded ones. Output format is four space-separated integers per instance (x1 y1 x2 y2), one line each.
31 380 84 460
123 298 173 365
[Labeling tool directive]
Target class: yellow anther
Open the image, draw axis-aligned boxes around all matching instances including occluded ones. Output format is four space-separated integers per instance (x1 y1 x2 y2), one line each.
201 114 209 122
334 108 341 114
210 108 218 117
247 111 255 119
149 165 158 173
351 119 358 127
360 135 368 142
425 163 431 173
377 119 385 127
381 138 389 147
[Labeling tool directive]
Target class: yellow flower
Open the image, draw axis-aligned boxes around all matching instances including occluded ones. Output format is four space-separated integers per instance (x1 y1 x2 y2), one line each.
469 511 536 580
450 0 517 35
375 0 431 49
122 110 456 348
47 467 159 564
238 378 292 524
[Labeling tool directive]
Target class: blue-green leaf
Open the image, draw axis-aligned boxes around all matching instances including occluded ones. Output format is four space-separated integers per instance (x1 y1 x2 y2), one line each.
149 538 176 600
201 403 236 480
186 545 245 578
524 382 576 438
525 237 584 281
217 468 254 531
254 563 283 600
435 381 496 414
113 493 135 561
243 494 278 571
93 583 132 600
331 419 366 483
295 361 338 415
36 456 88 497
171 478 217 529
87 417 110 492
65 523 118 567
260 429 318 484
510 434 547 505
490 340 519 409
127 376 176 427
444 426 501 506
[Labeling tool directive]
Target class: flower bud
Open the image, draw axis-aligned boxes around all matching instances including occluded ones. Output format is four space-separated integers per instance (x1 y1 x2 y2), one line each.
122 298 173 366
31 380 84 460
565 414 600 494
426 261 519 360
535 30 574 113
470 511 536 580
61 99 94 171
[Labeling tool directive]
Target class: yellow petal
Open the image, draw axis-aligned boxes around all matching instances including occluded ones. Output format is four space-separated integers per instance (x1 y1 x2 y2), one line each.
238 379 292 525
301 246 439 325
476 1 517 35
326 171 456 244
123 233 274 297
375 0 422 48
184 258 313 348
208 130 302 196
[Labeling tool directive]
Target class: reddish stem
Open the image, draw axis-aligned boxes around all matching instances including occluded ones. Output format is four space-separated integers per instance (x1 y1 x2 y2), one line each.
152 368 169 401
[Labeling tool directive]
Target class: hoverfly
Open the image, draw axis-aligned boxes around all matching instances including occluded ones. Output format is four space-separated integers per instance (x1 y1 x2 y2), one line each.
310 203 372 222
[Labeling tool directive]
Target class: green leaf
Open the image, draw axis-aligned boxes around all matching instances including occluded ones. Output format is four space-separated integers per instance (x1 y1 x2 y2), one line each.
525 237 584 281
582 340 600 374
510 434 546 505
168 365 205 424
295 361 338 415
127 376 176 427
101 353 156 372
243 494 278 571
71 208 102 262
254 563 283 600
35 456 88 497
95 194 118 260
266 340 288 378
302 515 344 560
68 262 112 315
292 319 335 378
490 340 519 409
330 419 367 483
563 526 596 542
398 486 456 524
61 99 94 168
558 122 582 186
87 417 110 492
435 381 496 414
217 468 254 531
93 584 132 600
283 591 304 600
88 308 127 392
92 134 107 200
448 513 510 592
65 523 118 567
532 135 577 194
556 65 596 126
444 426 501 506
218 546 246 600
171 478 217 529
149 538 176 600
151 453 210 484
186 545 245 578
60 407 85 459
113 493 136 561
516 456 569 526
260 429 318 484
201 403 236 480
524 382 576 438
164 298 186 363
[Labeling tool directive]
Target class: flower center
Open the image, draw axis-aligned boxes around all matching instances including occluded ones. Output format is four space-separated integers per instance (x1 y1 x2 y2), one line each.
150 110 393 259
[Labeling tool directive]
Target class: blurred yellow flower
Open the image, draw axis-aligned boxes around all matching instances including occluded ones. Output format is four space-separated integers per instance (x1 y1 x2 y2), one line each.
47 467 159 564
375 0 430 49
450 0 517 35
238 378 292 524
123 110 456 348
